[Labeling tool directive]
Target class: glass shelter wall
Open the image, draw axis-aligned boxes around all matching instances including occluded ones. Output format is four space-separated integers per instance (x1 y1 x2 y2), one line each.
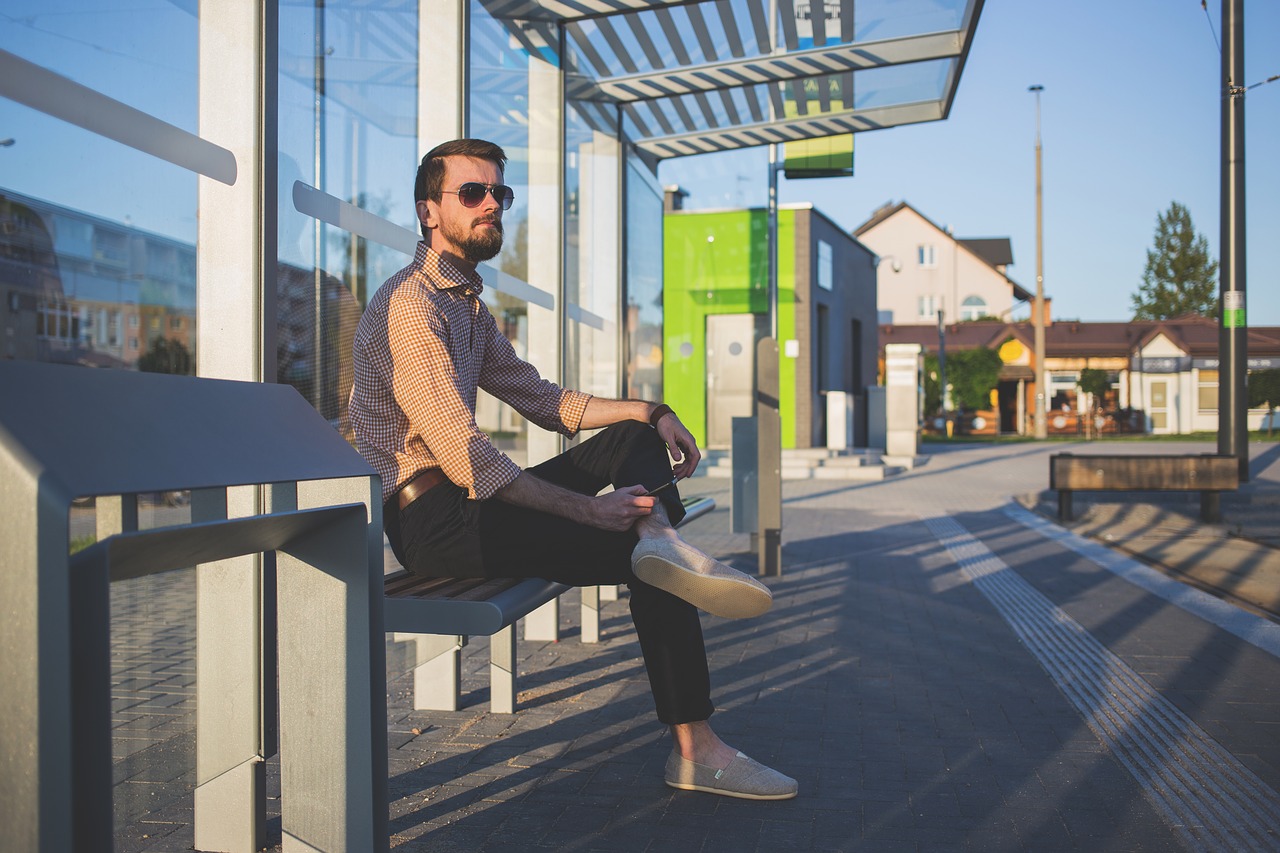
277 0 418 432
0 3 199 371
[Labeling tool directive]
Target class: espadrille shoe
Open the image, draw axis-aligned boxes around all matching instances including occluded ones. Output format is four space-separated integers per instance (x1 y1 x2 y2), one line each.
631 538 772 619
664 751 798 800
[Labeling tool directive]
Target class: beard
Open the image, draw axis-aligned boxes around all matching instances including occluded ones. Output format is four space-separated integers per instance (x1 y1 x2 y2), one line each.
441 214 504 264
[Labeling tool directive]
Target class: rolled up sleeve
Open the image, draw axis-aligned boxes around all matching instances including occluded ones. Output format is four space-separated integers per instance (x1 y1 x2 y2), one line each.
477 312 591 436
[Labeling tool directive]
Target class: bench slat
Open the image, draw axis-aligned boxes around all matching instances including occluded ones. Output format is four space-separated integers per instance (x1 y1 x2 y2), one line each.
385 579 570 636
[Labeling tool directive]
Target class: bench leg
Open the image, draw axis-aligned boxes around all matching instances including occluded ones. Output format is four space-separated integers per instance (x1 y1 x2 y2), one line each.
599 584 620 602
522 598 560 642
581 586 601 644
490 625 517 714
1201 491 1222 524
393 633 464 712
1058 490 1073 522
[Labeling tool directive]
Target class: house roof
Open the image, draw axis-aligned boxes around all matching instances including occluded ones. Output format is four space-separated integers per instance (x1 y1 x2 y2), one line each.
958 238 1013 268
854 200 1032 302
880 317 1280 359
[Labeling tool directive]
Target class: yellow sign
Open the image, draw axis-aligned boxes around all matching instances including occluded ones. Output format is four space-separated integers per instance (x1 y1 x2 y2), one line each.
998 339 1025 363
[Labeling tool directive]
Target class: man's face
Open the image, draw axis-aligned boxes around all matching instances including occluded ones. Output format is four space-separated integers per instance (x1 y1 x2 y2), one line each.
425 156 505 265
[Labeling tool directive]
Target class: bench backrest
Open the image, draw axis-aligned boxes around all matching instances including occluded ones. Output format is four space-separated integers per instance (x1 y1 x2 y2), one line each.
1050 454 1239 492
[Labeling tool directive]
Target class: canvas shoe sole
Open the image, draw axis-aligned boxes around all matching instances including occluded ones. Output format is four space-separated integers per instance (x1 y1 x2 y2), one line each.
631 538 772 619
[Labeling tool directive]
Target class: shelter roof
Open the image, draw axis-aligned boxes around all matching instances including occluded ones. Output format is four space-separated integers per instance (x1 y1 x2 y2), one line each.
476 0 986 159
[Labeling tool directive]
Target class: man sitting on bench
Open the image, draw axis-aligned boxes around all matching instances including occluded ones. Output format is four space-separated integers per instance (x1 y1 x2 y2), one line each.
349 138 796 800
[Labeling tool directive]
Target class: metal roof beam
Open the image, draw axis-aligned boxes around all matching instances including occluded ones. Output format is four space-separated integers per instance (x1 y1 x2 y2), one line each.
584 30 962 101
635 100 943 158
478 0 710 24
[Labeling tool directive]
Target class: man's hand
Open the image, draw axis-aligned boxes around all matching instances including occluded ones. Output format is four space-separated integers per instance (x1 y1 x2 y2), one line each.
589 484 656 532
655 411 701 480
496 474 655 532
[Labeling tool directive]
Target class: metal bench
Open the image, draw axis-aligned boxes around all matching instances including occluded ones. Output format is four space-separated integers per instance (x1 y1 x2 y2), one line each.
1050 453 1239 523
384 495 716 714
0 360 387 853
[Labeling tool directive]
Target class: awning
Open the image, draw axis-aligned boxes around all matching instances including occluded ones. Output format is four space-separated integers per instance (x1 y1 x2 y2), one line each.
481 0 985 159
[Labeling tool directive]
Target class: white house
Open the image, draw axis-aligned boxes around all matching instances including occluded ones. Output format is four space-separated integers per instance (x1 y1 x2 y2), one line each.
854 201 1032 326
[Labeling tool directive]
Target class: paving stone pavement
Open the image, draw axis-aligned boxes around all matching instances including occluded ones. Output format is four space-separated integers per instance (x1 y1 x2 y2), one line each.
106 440 1280 852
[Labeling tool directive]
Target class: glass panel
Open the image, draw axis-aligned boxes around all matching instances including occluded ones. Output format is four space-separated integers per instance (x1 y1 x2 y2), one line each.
565 103 620 400
0 2 198 371
278 0 418 434
469 2 532 286
468 2 544 462
624 155 664 402
855 0 967 42
855 59 951 110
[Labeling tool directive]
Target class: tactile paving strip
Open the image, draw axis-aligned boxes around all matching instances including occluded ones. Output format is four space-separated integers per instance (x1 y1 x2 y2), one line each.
926 514 1280 853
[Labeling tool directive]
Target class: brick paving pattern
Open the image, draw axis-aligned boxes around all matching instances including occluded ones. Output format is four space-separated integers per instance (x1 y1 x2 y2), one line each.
104 440 1280 851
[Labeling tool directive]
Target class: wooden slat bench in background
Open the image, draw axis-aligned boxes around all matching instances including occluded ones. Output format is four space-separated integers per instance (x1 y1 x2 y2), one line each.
384 495 717 714
1049 453 1240 524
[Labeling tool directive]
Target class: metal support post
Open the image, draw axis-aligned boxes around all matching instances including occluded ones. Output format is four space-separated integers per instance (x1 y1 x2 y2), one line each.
1218 0 1249 481
757 338 782 576
1030 84 1047 439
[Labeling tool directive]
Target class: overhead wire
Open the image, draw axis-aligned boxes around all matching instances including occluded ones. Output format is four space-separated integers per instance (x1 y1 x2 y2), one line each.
1199 2 1276 94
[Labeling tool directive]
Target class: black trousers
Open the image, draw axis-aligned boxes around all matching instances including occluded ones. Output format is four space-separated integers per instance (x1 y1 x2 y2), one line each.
384 421 714 725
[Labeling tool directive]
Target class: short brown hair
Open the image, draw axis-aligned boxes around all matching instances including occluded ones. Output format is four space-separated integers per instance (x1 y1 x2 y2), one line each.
415 138 507 215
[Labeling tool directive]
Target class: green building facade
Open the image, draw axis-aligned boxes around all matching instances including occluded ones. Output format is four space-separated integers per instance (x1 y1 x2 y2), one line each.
663 203 879 450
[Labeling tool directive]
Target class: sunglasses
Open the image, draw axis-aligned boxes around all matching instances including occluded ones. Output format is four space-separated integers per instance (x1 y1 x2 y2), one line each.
442 182 515 210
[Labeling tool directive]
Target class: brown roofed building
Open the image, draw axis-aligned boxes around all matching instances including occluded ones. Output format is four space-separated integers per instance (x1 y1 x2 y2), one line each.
880 316 1280 435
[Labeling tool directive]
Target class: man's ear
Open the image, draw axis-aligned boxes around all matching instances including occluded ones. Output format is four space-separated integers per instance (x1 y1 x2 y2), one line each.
416 199 436 232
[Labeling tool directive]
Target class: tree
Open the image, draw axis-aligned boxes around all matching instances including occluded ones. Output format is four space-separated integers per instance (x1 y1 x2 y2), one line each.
1248 369 1280 436
137 336 193 375
1077 368 1111 439
947 347 1003 413
1131 201 1219 320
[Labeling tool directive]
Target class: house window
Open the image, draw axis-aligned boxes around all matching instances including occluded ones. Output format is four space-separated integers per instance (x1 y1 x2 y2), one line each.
917 295 938 319
960 295 987 321
1197 369 1218 411
917 244 936 268
817 240 833 291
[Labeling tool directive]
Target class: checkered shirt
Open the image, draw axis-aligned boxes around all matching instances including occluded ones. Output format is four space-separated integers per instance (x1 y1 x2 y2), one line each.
350 242 590 504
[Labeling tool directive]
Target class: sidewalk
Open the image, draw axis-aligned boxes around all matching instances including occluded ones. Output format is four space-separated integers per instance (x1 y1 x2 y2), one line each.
109 440 1280 852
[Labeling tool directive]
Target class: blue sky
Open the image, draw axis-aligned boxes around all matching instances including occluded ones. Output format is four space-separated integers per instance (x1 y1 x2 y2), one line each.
660 0 1280 326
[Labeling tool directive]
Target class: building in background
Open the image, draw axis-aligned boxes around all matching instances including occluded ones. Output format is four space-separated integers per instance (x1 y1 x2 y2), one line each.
880 316 1280 436
664 194 878 449
854 201 1031 326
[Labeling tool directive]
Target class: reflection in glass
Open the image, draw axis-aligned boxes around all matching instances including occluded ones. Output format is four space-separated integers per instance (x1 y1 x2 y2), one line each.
624 157 664 403
469 2 542 461
0 2 198 372
565 101 621 401
278 0 417 433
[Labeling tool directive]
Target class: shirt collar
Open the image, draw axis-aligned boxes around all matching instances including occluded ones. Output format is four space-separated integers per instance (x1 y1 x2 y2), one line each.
416 241 485 298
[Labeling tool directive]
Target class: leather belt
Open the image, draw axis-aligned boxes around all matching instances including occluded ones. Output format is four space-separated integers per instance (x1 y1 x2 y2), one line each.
397 467 448 511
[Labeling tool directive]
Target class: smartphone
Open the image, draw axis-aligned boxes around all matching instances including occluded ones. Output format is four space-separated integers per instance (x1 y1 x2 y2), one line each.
644 476 678 497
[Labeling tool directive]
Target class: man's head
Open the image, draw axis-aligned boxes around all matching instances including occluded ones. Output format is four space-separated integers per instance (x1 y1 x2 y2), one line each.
414 139 511 267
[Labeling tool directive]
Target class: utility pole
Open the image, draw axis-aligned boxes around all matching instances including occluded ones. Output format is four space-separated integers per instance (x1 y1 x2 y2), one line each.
1030 84 1047 439
1218 0 1248 480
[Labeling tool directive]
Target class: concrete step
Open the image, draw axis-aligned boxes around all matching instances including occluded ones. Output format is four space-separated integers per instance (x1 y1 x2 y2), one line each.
701 450 901 479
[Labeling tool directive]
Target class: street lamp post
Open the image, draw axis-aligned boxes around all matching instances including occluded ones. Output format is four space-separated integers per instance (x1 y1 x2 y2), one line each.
1030 84 1047 439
